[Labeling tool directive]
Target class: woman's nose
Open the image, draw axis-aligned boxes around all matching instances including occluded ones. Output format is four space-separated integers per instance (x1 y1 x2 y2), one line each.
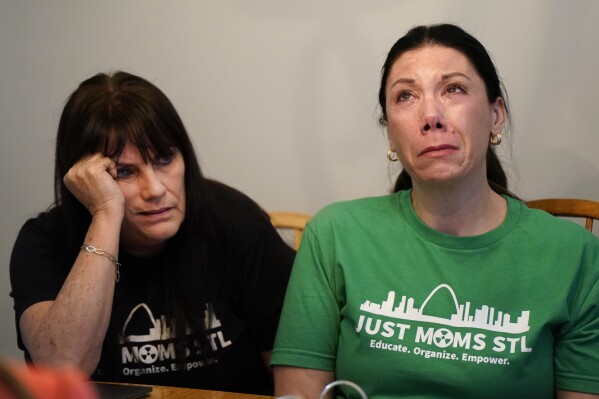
420 96 446 134
140 170 166 200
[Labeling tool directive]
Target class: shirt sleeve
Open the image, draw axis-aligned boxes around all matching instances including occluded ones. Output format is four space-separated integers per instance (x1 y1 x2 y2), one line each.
554 236 599 393
271 216 342 371
9 211 72 353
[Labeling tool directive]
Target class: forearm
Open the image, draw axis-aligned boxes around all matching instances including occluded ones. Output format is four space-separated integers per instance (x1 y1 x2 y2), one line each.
556 389 599 399
21 215 121 375
274 366 334 399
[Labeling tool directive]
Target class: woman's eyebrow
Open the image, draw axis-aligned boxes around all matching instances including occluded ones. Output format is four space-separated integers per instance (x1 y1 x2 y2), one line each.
389 77 415 89
441 72 471 81
112 157 134 166
390 72 471 89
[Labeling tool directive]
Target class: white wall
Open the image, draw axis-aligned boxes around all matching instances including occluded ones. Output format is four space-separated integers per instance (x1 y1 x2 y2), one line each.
1 0 598 360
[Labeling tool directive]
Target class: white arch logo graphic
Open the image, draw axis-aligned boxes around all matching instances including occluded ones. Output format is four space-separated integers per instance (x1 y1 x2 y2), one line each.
360 284 530 334
118 303 174 343
420 284 460 315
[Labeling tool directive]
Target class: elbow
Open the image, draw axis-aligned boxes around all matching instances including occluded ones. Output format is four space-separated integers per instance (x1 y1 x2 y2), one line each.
27 340 100 377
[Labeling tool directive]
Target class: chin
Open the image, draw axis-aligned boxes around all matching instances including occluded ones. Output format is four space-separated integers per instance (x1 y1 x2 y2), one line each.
418 167 466 183
417 173 459 184
145 223 183 243
151 228 181 242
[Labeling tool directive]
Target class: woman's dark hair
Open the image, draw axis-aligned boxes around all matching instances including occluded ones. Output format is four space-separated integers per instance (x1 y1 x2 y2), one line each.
378 24 517 198
54 71 218 369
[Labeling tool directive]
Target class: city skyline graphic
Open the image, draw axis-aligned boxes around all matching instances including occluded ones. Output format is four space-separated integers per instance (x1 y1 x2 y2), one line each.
360 284 530 334
119 303 220 343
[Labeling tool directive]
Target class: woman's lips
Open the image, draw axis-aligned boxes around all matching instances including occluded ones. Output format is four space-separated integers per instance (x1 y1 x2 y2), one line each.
419 144 458 157
138 208 172 220
140 207 170 215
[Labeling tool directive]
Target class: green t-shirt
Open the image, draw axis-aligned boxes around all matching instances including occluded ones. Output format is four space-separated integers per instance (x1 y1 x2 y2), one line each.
272 190 599 398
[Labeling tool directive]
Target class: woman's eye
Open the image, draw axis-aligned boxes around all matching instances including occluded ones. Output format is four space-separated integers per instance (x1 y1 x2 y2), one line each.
154 155 173 166
116 168 133 179
446 84 465 94
397 91 413 102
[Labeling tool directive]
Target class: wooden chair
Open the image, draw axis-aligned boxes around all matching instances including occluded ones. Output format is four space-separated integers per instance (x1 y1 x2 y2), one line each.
525 198 599 232
268 211 311 250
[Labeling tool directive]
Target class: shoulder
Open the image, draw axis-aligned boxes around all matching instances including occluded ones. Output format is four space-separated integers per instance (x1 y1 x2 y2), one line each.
206 179 270 222
207 179 267 214
512 198 599 249
515 198 595 237
313 193 398 221
10 207 72 299
307 193 399 235
205 179 273 242
202 180 295 282
12 207 70 268
15 207 66 242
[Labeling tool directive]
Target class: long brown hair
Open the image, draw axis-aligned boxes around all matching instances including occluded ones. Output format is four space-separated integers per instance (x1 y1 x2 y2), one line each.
54 71 219 367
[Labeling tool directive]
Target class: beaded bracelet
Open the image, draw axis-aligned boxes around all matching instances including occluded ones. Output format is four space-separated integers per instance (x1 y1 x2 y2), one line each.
80 245 121 282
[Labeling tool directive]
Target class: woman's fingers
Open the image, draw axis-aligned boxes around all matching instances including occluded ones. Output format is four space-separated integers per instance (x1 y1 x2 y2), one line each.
63 153 124 217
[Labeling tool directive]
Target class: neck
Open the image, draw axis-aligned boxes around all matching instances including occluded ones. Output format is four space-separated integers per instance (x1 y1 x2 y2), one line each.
410 179 508 236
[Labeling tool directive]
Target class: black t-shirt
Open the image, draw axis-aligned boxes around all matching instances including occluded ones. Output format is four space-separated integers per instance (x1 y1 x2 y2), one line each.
10 181 295 395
